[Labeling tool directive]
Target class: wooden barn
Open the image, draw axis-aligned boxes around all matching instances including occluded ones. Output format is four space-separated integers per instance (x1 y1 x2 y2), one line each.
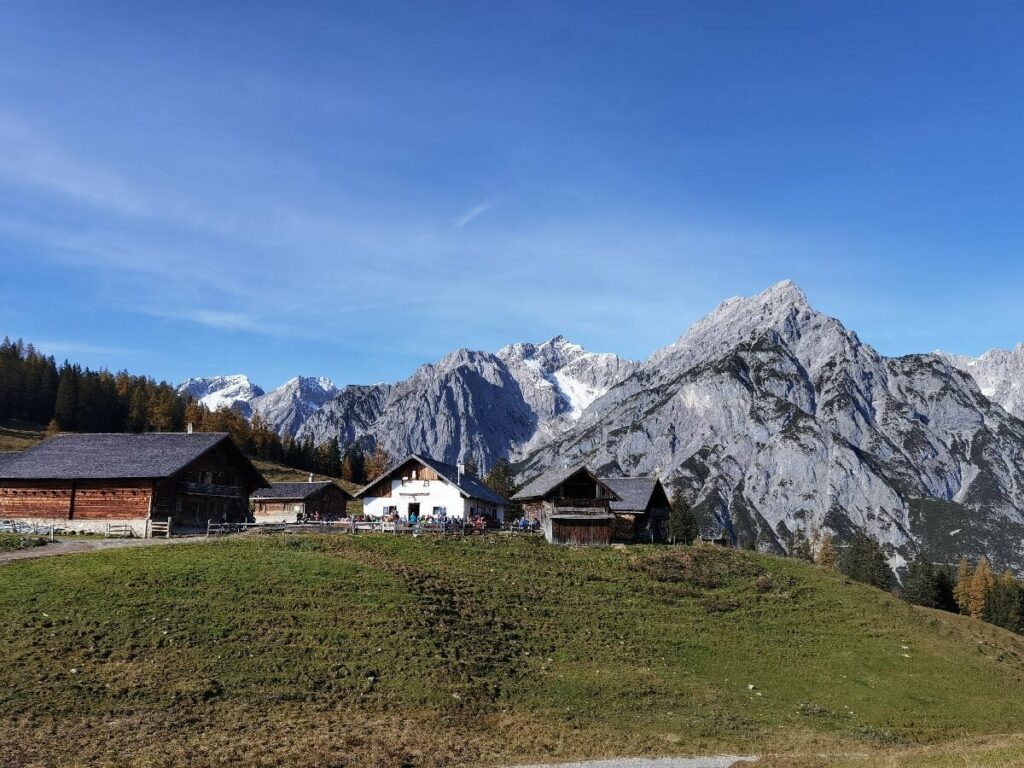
599 476 671 543
251 480 352 523
512 465 619 546
0 432 268 536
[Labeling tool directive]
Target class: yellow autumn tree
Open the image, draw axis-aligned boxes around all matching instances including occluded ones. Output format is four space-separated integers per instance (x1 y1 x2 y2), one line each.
954 555 973 615
968 557 996 619
815 533 838 570
364 445 393 482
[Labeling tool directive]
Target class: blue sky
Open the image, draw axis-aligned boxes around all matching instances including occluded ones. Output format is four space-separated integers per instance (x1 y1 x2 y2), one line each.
1 1 1022 388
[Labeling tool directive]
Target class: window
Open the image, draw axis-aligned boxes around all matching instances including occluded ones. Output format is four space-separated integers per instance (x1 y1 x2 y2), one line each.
424 480 430 488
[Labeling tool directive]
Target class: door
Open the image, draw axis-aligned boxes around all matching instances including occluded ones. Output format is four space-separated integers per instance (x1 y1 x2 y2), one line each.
407 502 420 522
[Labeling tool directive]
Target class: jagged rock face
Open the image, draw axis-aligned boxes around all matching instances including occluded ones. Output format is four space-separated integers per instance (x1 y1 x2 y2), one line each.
519 282 1024 571
939 344 1024 419
250 377 339 436
496 336 639 449
177 375 265 418
182 282 1024 572
177 375 338 435
298 340 637 468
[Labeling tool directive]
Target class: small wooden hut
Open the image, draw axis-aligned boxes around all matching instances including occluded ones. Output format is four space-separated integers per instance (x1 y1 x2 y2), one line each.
251 481 352 523
512 465 619 546
599 476 671 543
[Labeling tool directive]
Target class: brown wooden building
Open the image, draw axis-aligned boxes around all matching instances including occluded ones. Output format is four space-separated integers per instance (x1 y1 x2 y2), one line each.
0 432 268 536
599 476 671 543
251 481 352 523
512 465 619 546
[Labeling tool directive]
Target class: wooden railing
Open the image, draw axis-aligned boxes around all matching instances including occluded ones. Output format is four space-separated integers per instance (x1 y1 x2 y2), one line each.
179 482 244 498
551 498 612 516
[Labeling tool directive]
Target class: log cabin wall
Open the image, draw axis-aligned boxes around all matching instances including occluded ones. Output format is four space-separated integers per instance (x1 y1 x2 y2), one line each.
71 480 152 520
0 480 74 519
0 479 152 521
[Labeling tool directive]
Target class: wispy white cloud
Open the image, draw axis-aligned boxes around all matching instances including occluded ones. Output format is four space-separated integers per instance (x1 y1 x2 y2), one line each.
454 200 497 229
33 340 139 358
0 114 149 215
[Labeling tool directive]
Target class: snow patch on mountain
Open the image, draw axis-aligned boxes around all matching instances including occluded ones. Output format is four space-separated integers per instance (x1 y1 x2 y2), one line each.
177 375 264 417
938 343 1024 419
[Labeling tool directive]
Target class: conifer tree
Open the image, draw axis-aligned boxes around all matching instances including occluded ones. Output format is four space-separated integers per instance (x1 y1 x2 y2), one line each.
53 362 79 430
483 458 517 500
934 564 958 613
341 445 365 484
668 492 699 545
840 531 895 592
789 528 814 562
815 533 838 570
954 555 973 615
969 557 996 619
903 553 940 609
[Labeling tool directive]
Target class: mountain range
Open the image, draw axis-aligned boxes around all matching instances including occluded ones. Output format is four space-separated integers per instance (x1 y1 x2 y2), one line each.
178 281 1024 571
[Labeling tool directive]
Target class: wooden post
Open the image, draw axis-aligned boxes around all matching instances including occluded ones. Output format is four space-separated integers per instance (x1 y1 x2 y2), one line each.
165 518 172 539
206 519 211 539
144 518 150 539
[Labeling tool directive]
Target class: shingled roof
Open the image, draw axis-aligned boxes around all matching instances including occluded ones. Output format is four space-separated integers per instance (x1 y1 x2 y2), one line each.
599 477 666 513
251 481 348 501
356 454 509 505
0 432 266 483
512 464 620 501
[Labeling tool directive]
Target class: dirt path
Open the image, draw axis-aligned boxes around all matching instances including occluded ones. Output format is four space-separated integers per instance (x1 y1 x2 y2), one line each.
512 757 757 768
0 535 208 565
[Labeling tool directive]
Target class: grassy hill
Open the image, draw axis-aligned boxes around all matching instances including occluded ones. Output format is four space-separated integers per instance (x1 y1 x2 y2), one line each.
2 536 1023 767
0 418 45 452
251 457 362 497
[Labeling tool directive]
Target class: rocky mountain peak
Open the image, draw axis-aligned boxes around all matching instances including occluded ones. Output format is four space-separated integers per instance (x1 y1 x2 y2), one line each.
177 375 265 417
938 343 1024 419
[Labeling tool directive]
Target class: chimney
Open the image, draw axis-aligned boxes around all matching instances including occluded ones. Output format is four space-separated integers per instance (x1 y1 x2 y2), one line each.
457 461 465 482
308 472 314 483
186 422 193 434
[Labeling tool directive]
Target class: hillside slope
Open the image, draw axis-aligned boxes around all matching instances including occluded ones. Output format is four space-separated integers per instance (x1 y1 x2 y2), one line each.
2 536 1024 767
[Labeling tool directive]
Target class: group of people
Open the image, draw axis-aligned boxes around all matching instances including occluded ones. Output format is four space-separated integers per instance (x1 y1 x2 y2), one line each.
510 516 540 532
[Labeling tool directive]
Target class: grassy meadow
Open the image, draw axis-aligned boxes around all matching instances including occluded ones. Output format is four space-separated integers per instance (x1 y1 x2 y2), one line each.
0 418 45 452
2 534 1024 767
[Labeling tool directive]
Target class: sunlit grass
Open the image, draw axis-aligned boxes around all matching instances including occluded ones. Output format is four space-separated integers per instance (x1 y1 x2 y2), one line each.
2 535 1023 767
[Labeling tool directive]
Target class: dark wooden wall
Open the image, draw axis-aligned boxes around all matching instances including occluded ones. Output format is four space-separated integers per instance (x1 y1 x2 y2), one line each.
551 518 611 547
154 441 261 526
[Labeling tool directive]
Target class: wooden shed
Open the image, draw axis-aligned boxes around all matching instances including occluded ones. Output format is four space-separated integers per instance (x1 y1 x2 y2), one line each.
0 432 268 536
599 476 671 543
511 465 619 546
251 481 351 523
